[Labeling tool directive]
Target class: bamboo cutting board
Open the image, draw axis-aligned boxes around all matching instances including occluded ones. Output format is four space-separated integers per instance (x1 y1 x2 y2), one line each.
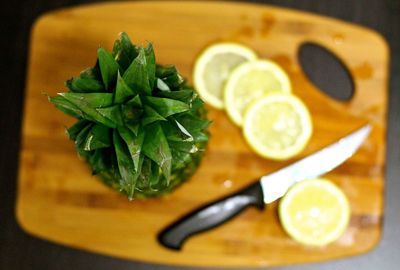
17 1 388 267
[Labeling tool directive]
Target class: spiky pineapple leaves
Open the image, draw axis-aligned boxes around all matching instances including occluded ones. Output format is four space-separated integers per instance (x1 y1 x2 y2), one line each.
96 105 124 127
59 92 116 128
142 122 172 182
66 77 105 93
84 124 112 151
48 95 85 118
112 32 138 72
123 48 152 95
49 32 210 199
66 119 91 140
156 64 184 89
113 130 137 199
144 96 189 118
145 44 156 89
98 48 119 90
118 126 144 171
114 72 137 104
142 105 166 126
66 67 105 93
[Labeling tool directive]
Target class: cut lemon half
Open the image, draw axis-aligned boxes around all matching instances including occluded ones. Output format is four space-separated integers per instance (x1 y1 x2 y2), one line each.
279 178 351 246
193 43 257 109
224 59 292 126
243 94 312 160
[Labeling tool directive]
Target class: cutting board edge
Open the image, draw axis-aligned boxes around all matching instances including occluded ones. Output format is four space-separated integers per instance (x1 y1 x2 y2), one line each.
13 198 385 268
16 0 388 267
29 1 389 52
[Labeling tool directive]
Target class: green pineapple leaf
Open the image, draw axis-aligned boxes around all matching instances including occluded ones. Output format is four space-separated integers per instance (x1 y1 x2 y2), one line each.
96 105 124 127
136 158 151 190
114 72 137 104
112 32 139 72
123 48 151 95
89 148 111 174
145 43 156 89
98 48 119 90
156 89 193 103
149 160 162 189
66 77 105 93
118 126 144 171
144 96 189 118
75 123 93 152
80 66 102 80
126 95 142 107
60 92 113 107
172 115 210 142
174 120 194 141
66 119 91 140
142 105 166 126
59 92 116 128
121 105 143 124
161 120 192 142
113 130 138 199
174 114 211 132
188 130 209 142
138 158 162 191
155 64 177 78
84 123 111 151
163 73 184 89
190 95 206 111
156 65 184 89
125 122 140 136
121 95 143 125
156 78 170 91
169 140 197 166
48 95 85 118
142 122 171 181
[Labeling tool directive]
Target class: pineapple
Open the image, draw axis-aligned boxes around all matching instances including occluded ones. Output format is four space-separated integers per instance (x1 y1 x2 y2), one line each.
49 32 210 199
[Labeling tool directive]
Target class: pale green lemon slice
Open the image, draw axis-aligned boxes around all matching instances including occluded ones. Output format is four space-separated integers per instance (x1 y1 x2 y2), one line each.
224 59 291 126
279 178 351 246
243 93 312 160
193 43 257 109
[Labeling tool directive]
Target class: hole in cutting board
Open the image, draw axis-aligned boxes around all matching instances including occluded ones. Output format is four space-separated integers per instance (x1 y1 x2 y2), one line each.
298 42 354 101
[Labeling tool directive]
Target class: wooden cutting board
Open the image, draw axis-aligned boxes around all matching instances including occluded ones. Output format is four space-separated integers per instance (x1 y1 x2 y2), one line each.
17 1 388 267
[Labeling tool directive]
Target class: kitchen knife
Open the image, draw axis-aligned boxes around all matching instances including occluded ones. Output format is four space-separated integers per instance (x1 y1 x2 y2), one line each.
158 125 371 250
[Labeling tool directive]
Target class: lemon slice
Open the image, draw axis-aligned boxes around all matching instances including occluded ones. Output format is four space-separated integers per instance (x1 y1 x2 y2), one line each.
193 43 257 109
243 94 312 160
279 178 351 246
224 59 292 126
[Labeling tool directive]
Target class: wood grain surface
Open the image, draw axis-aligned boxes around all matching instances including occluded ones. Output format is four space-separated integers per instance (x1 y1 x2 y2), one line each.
16 1 388 267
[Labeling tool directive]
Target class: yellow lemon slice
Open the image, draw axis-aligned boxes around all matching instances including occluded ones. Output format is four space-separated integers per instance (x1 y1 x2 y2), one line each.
279 178 351 246
224 59 292 126
243 94 312 160
193 43 257 109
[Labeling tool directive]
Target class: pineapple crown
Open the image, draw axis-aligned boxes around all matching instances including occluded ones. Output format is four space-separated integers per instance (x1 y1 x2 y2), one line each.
49 32 210 199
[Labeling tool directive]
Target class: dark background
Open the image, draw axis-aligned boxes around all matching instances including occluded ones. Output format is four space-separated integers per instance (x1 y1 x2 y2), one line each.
1 0 399 269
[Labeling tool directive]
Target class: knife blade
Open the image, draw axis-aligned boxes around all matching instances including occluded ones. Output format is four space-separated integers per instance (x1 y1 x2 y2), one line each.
158 125 371 250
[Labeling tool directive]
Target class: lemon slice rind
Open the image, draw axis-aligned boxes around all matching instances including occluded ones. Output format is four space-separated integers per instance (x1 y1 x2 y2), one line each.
193 43 257 109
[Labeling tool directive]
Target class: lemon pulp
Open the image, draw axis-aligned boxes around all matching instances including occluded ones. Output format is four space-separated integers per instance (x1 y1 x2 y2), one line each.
224 59 291 126
279 178 350 246
243 94 312 160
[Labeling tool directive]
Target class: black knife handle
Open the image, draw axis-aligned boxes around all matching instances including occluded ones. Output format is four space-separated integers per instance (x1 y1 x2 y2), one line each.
157 181 264 250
